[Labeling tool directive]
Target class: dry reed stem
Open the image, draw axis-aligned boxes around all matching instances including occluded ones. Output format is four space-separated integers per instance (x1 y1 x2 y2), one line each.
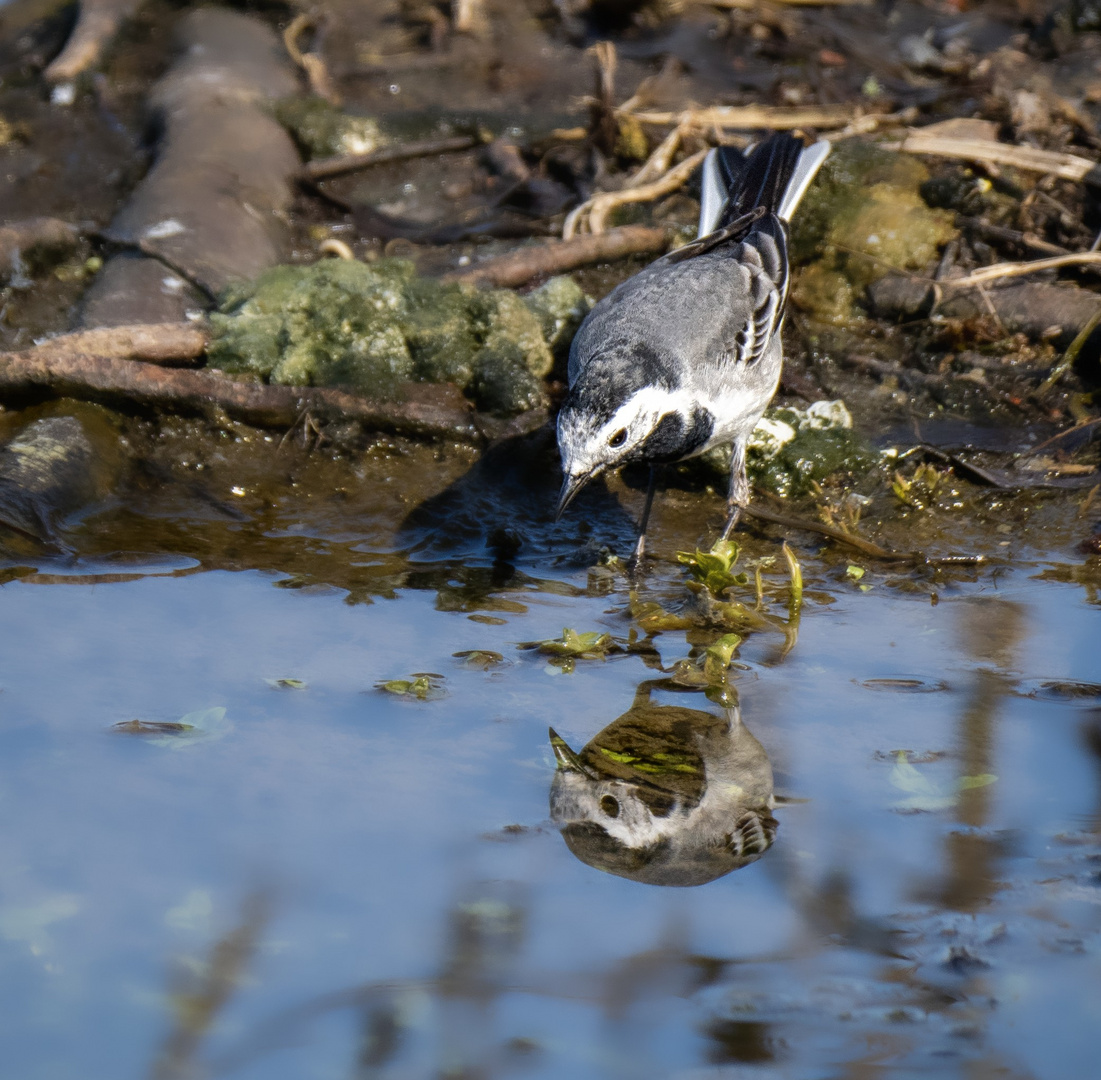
629 104 857 130
899 131 1101 187
946 252 1101 288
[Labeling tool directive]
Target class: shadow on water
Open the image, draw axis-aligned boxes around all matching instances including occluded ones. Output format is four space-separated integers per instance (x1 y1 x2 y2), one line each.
398 423 638 566
548 680 777 887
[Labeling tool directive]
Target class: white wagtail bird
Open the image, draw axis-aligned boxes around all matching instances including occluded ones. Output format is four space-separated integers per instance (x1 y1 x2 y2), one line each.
548 682 777 887
555 132 830 559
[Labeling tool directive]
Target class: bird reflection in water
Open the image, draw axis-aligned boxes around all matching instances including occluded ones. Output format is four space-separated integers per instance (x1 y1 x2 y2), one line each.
549 680 777 886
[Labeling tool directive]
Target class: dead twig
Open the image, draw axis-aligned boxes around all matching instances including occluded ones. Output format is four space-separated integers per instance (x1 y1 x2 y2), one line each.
0 350 480 442
299 134 481 182
744 502 987 564
283 12 341 105
898 131 1101 188
742 503 912 561
444 226 669 288
564 150 708 239
945 252 1101 289
27 322 209 367
629 104 859 131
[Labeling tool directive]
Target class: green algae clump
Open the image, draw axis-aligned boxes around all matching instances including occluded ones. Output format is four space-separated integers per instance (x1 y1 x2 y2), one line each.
790 141 957 323
523 276 593 363
207 260 576 414
698 400 876 498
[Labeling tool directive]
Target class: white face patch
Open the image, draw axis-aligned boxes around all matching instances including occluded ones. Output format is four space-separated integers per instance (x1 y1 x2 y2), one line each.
558 384 695 485
597 385 695 453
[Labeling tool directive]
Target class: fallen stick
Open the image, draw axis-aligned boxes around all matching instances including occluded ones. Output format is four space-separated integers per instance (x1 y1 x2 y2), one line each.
630 104 858 130
564 149 708 239
0 350 480 441
444 225 669 288
945 251 1101 288
300 135 482 182
44 0 143 82
28 322 209 367
0 217 81 282
898 131 1101 188
742 503 912 561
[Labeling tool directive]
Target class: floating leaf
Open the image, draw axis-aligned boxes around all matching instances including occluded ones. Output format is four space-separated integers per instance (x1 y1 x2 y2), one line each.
453 650 506 670
629 599 695 633
846 565 865 581
521 628 623 661
377 674 446 701
266 677 307 690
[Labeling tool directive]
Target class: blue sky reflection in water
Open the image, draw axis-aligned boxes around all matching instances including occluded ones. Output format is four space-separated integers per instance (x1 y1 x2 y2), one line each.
0 558 1100 1079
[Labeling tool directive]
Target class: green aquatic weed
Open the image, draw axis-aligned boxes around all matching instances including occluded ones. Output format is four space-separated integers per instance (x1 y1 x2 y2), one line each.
677 540 746 598
377 674 446 701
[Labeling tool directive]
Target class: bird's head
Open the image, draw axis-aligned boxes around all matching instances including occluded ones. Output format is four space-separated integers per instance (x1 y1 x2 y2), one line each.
555 362 711 519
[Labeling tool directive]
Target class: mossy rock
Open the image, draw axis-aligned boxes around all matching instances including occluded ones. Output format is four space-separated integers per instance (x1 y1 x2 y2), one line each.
698 401 877 498
272 96 386 160
524 276 593 362
208 262 587 414
790 141 957 322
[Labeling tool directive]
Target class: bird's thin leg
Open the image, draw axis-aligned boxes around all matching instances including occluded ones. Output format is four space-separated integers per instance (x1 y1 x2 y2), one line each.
720 440 749 541
631 467 659 566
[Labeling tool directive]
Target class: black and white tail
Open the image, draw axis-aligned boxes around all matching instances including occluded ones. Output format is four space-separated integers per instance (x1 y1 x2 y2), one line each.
698 134 830 239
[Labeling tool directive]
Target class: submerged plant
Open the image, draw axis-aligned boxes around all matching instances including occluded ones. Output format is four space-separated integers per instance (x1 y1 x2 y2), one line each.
377 674 446 701
519 628 626 673
677 540 746 598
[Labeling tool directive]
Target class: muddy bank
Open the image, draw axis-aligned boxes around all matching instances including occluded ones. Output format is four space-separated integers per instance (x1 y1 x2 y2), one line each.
0 0 1099 573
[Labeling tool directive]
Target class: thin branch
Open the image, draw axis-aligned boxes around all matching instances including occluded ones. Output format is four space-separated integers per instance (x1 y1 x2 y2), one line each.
0 350 480 441
445 225 669 288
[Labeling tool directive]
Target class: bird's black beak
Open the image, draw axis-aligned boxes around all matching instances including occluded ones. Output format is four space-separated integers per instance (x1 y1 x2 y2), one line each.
555 468 596 521
549 727 598 778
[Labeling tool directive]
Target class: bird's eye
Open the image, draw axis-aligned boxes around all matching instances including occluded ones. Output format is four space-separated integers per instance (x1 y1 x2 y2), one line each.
608 428 628 448
600 795 620 818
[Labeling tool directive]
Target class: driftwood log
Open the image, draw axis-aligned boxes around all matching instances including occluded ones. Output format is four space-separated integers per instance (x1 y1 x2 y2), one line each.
28 323 210 366
0 350 481 442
